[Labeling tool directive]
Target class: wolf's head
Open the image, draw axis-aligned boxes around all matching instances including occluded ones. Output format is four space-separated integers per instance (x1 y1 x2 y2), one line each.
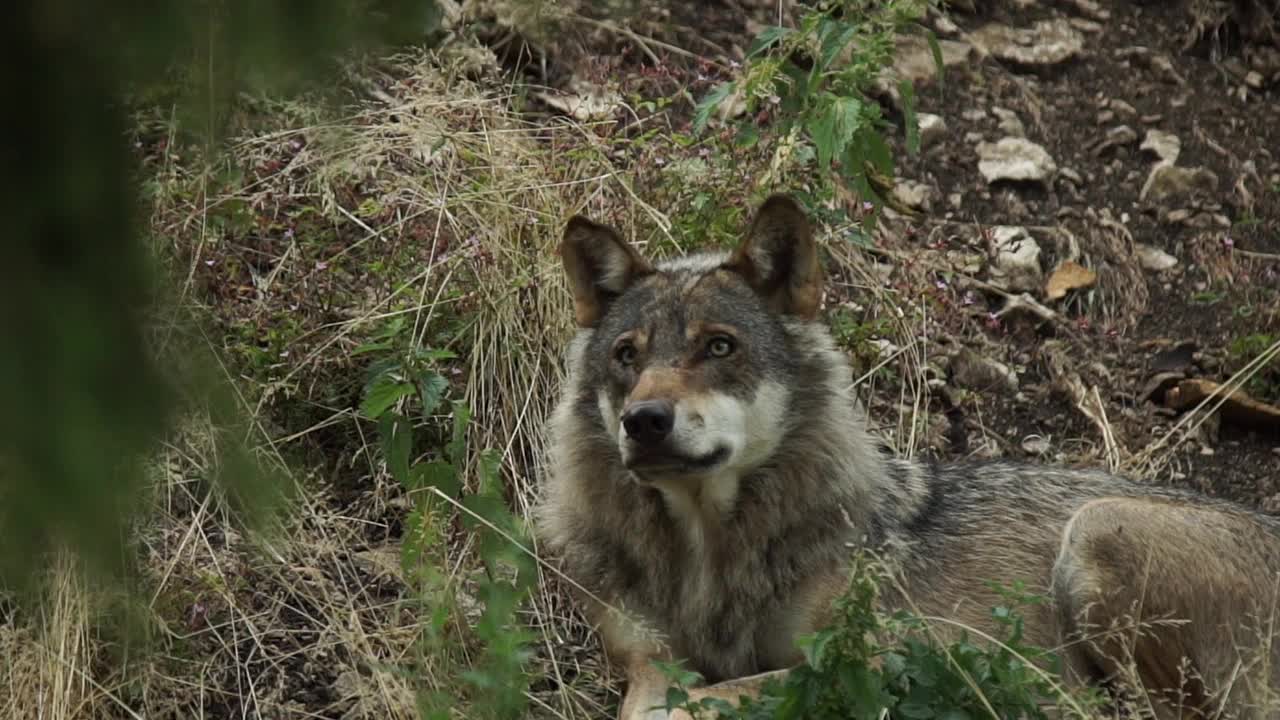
557 195 824 486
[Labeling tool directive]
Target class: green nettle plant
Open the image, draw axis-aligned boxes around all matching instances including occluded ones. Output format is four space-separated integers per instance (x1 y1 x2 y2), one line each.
359 317 536 720
693 0 942 227
662 554 1104 720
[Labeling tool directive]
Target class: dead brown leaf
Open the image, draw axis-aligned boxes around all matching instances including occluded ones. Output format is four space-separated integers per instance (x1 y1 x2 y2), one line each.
1044 260 1097 300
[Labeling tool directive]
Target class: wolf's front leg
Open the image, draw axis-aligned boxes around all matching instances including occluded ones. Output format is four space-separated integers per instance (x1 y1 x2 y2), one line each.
620 667 792 720
617 660 688 720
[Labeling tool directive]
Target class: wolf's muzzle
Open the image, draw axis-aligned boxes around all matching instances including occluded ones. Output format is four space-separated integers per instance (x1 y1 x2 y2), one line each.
621 400 675 446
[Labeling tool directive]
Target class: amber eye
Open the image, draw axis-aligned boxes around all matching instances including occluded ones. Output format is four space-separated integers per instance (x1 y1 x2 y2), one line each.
707 335 735 358
615 342 637 366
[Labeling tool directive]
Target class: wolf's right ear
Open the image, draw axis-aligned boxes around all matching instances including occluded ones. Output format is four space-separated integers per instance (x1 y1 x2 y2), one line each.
560 216 652 327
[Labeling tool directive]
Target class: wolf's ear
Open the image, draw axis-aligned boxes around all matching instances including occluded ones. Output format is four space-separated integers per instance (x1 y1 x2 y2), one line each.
560 216 652 327
726 194 822 319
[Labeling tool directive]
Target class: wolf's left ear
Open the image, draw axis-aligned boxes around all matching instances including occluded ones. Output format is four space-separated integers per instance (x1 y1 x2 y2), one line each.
726 194 822 319
560 216 652 327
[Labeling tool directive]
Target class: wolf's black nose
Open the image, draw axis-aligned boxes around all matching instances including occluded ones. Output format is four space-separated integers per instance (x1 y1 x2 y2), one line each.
621 400 675 446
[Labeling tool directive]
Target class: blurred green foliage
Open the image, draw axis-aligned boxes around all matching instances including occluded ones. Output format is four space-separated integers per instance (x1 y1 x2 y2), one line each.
1 0 441 590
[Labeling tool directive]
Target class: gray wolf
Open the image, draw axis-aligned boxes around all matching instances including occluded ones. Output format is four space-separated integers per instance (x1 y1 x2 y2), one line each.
535 194 1280 719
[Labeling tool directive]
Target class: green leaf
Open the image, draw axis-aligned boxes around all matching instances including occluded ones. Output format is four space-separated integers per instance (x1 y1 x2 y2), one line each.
416 371 449 417
412 347 457 363
807 95 864 170
477 448 504 497
864 129 894 178
899 78 920 156
693 82 735 134
351 339 394 356
746 26 794 58
409 460 460 497
818 20 859 70
807 100 837 168
361 376 415 419
664 686 690 712
379 413 412 487
447 401 471 463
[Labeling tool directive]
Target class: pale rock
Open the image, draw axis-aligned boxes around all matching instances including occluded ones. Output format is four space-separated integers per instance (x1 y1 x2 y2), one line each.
879 36 974 108
1140 129 1181 164
1108 99 1137 116
1135 243 1178 272
991 226 1043 292
970 19 1085 67
976 137 1058 186
1139 162 1219 203
893 179 936 212
918 113 948 148
992 107 1025 137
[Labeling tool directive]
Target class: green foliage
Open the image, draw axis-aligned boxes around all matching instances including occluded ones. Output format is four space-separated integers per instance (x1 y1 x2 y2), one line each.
692 0 940 225
1 0 442 591
663 554 1103 720
360 320 535 720
1228 333 1280 402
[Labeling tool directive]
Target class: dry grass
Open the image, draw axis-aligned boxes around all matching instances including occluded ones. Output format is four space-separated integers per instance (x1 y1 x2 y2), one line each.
4 11 1280 719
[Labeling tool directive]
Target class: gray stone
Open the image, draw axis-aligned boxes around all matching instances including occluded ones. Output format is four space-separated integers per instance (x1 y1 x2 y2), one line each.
991 226 1043 292
976 137 1058 186
992 107 1026 137
918 113 948 148
1139 162 1219 204
1135 243 1178 271
971 19 1085 67
1140 129 1181 164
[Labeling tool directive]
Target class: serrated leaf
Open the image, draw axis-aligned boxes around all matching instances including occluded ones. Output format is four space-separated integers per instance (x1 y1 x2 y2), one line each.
351 339 393 356
409 460 459 497
808 95 864 170
899 79 920 156
664 686 690 712
807 100 838 168
362 355 402 386
413 347 457 363
746 25 794 58
379 413 412 487
692 82 735 134
447 401 471 463
361 376 415 419
416 371 449 417
864 130 894 178
477 448 503 497
818 20 859 70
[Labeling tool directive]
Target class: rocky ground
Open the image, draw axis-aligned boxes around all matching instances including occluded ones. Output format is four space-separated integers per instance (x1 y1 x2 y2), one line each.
876 0 1280 507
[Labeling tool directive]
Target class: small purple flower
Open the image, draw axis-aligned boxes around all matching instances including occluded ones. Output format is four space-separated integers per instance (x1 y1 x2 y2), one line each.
962 290 976 306
204 259 215 267
1222 235 1235 249
862 201 874 212
934 278 947 290
315 261 329 271
284 228 295 240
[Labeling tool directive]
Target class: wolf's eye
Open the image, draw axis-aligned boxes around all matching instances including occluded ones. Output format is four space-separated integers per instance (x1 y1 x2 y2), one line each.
707 336 735 358
615 342 637 366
